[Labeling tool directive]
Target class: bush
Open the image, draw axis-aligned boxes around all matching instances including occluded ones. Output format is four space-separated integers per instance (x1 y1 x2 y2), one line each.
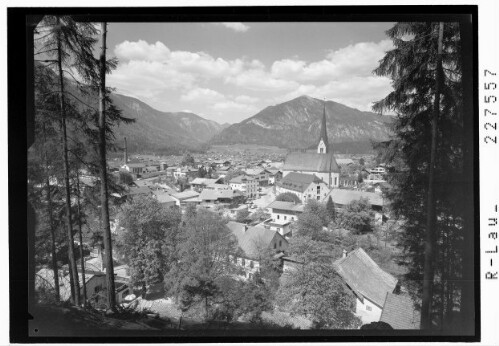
275 192 301 204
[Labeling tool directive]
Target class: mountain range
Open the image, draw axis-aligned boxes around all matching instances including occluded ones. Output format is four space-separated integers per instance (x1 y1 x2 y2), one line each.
110 94 229 154
210 95 392 152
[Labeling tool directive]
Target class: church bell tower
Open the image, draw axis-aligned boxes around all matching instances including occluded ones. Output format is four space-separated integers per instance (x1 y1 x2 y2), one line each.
317 101 329 154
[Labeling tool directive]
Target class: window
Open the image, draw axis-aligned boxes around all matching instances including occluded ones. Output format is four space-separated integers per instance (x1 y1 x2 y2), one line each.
274 243 277 249
279 240 282 247
242 258 246 266
320 148 323 153
334 177 338 186
284 216 287 220
317 196 320 200
250 261 254 269
317 186 320 194
366 305 372 311
277 215 280 220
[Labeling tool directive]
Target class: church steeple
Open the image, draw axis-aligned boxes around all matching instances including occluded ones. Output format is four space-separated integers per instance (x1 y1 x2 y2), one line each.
317 100 329 154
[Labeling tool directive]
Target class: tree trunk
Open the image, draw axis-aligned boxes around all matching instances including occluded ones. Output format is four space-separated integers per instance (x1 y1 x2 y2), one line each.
76 169 87 306
98 22 116 311
56 16 80 306
421 22 444 330
43 124 60 302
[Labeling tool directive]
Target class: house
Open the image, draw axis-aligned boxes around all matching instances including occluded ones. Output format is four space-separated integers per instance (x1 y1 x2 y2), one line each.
276 172 330 203
171 190 200 207
244 168 270 185
206 183 232 191
189 177 223 192
339 176 359 189
264 200 304 236
226 221 288 280
267 168 283 185
121 160 146 176
152 190 177 209
379 292 420 329
230 175 258 199
198 188 243 204
282 102 340 187
336 158 354 166
323 188 386 211
166 166 178 178
333 248 398 325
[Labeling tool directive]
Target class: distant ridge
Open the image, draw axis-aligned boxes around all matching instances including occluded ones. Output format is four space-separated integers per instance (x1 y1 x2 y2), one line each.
211 95 392 154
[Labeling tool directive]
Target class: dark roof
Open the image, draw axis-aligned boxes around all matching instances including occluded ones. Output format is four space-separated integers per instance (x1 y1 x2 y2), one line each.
380 293 420 329
334 248 398 307
326 189 385 207
277 172 323 193
226 221 286 259
282 152 340 173
230 175 256 184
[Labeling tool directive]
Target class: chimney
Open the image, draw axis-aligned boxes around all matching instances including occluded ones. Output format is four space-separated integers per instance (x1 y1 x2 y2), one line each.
342 249 347 258
124 137 128 164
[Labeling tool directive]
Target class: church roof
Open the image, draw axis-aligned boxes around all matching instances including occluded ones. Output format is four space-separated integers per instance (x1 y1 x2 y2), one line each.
282 152 340 173
277 172 324 193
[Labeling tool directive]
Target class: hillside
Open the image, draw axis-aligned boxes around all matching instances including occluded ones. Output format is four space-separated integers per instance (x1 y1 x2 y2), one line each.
211 95 392 153
111 94 227 154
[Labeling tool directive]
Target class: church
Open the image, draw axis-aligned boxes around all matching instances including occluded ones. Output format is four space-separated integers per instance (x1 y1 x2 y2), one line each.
281 102 340 188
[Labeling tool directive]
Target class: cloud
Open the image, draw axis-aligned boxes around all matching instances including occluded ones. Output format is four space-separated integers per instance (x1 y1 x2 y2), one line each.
270 39 393 83
180 88 225 102
115 40 171 62
214 22 250 32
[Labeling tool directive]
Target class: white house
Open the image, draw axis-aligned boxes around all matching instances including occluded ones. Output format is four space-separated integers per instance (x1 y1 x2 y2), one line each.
244 168 270 185
333 248 399 325
226 221 288 280
276 172 330 203
264 200 305 236
230 175 259 199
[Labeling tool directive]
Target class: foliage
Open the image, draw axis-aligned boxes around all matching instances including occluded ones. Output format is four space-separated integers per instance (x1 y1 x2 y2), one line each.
197 166 207 178
119 171 134 185
166 209 239 320
373 22 466 328
325 196 337 222
275 192 301 204
116 195 181 294
235 208 250 223
296 199 331 240
338 198 374 234
181 152 195 167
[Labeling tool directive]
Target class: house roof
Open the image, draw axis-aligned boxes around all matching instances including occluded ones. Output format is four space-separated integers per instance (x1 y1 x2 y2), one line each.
199 189 241 201
172 190 200 200
190 177 219 186
282 152 340 173
380 292 420 329
336 158 354 165
245 168 266 176
266 200 304 213
333 248 398 307
325 188 385 207
206 183 231 190
128 186 152 196
230 175 256 184
277 172 323 193
226 221 285 259
152 190 176 204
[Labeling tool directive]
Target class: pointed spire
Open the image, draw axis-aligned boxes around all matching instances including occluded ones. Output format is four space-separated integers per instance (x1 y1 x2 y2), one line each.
318 99 329 153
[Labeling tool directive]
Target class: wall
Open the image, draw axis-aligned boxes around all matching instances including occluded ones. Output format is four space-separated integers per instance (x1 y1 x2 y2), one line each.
355 297 383 324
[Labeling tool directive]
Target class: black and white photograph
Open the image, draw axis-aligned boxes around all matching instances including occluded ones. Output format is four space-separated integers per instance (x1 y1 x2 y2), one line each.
7 3 492 343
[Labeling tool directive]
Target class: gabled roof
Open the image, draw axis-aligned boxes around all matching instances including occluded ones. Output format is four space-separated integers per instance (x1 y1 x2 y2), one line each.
277 172 324 193
380 292 420 329
190 177 219 186
226 221 286 259
230 175 256 184
199 188 241 201
153 190 176 204
245 168 266 176
266 200 304 213
282 152 340 173
172 190 200 200
333 248 398 307
325 189 385 207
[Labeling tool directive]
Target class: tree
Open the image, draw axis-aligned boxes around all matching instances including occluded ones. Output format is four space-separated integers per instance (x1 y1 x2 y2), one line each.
338 198 373 234
197 166 207 178
181 152 195 167
296 199 331 240
235 208 250 223
326 196 336 222
373 22 466 329
166 210 239 320
119 171 134 185
276 235 360 329
359 158 365 166
275 192 301 204
117 195 181 297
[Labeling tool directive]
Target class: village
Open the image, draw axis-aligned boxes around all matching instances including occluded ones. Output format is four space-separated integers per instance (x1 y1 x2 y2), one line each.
35 106 419 330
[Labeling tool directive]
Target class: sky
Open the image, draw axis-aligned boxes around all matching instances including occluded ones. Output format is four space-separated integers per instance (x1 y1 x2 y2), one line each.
106 22 395 124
